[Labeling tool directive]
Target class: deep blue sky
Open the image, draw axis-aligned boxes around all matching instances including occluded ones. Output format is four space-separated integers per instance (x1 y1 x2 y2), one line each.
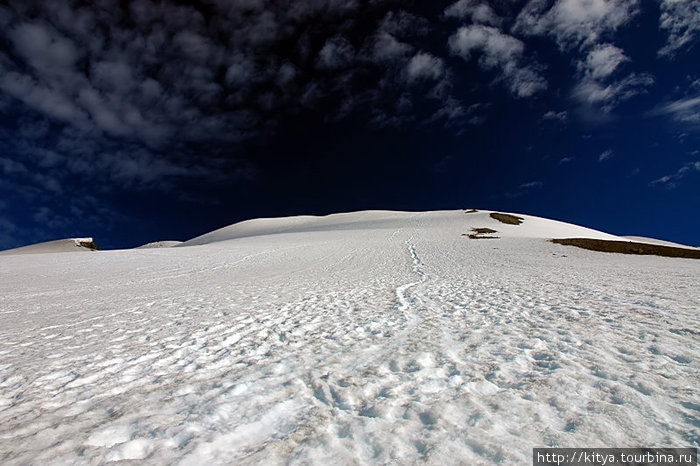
0 0 698 250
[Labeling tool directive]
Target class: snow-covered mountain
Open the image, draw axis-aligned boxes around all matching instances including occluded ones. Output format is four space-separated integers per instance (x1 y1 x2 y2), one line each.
0 237 99 256
179 209 623 246
136 241 183 249
0 210 697 465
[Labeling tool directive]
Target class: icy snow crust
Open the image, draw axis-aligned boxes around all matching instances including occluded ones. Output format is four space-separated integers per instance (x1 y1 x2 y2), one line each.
0 210 698 465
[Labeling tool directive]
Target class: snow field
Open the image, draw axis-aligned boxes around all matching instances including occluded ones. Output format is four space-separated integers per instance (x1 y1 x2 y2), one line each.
0 210 698 464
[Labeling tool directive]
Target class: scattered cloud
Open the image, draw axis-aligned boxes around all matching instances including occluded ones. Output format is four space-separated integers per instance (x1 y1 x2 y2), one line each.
658 0 700 57
599 149 613 161
519 181 543 189
514 0 639 50
0 0 696 249
650 161 700 188
445 0 502 26
542 110 568 123
578 43 628 79
7 21 81 75
572 45 653 113
512 0 650 115
573 73 654 112
405 52 445 82
369 33 413 62
0 157 29 175
559 156 575 164
448 25 547 97
501 180 544 198
649 95 700 126
426 100 483 127
316 36 356 70
0 0 482 216
379 10 432 39
0 70 91 127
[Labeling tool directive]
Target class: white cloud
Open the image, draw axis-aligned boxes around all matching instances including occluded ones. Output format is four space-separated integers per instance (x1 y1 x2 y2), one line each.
449 25 522 64
426 97 471 125
514 0 638 50
448 25 547 97
542 110 568 123
370 32 413 62
0 71 91 125
658 0 700 57
599 149 613 161
276 62 297 85
650 95 700 125
224 55 255 87
379 10 431 38
445 0 502 26
573 73 654 112
519 181 543 188
0 157 29 175
572 45 653 113
650 161 700 188
8 22 81 74
513 1 649 115
174 31 218 63
579 44 628 79
406 52 445 81
316 36 355 70
91 61 137 94
77 88 133 138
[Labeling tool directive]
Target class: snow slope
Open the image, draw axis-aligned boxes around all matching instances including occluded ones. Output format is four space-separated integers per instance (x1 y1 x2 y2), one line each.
181 210 626 247
0 210 698 465
622 236 698 250
0 238 98 256
137 241 183 249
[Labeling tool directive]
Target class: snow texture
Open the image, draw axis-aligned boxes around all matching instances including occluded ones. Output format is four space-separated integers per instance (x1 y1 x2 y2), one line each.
137 241 184 249
622 236 698 250
0 210 698 465
0 238 97 256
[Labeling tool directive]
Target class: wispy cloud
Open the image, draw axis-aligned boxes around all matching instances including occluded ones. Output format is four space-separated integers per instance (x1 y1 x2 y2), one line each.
512 1 651 116
501 180 544 198
650 161 700 188
542 110 568 124
578 44 628 79
448 25 547 98
649 96 700 126
405 52 446 82
572 44 654 113
514 0 639 50
445 0 502 26
658 0 700 57
599 149 613 162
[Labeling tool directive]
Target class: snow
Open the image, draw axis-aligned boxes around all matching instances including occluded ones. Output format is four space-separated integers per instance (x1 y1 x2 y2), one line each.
622 236 698 250
137 241 184 249
0 210 698 465
0 237 97 256
180 210 623 247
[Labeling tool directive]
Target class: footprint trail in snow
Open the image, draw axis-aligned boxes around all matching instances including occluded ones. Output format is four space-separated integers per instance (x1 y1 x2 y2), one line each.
0 210 698 465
